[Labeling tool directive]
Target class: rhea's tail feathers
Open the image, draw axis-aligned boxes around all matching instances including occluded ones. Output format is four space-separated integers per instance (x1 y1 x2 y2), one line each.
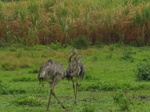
38 75 44 87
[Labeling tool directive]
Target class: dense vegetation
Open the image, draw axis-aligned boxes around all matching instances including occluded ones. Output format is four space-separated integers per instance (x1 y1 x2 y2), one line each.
0 44 150 111
0 0 149 111
0 0 150 45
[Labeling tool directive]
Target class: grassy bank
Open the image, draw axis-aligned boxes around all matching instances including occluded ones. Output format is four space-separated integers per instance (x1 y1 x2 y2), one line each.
0 0 150 45
0 44 150 111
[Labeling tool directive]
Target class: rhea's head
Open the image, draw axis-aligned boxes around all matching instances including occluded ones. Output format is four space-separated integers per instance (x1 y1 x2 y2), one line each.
70 49 77 55
75 55 84 60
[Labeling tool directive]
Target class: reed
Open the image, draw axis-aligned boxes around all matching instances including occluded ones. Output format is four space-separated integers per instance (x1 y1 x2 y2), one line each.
0 0 149 45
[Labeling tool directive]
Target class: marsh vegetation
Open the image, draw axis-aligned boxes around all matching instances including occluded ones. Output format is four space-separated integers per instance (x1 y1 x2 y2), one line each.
0 0 149 45
0 0 150 111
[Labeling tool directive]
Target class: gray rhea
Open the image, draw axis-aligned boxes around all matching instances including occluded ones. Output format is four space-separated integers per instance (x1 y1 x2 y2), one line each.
38 49 85 110
66 49 85 104
38 60 67 110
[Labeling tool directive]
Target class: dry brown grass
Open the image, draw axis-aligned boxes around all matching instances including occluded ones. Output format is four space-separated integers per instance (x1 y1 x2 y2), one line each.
0 0 149 45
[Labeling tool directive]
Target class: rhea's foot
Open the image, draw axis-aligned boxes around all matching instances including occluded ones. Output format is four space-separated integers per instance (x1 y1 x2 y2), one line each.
74 100 77 104
62 105 67 109
58 102 67 109
46 108 49 111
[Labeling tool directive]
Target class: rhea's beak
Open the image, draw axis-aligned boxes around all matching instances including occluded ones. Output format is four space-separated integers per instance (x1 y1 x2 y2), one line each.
69 49 77 53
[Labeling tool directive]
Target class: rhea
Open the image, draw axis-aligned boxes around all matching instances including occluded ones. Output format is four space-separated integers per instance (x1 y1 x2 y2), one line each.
38 49 85 110
66 49 85 104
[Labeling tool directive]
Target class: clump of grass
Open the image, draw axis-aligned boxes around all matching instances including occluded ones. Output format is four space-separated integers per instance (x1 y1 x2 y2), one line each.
109 45 115 51
49 41 62 50
82 103 96 112
0 80 9 95
1 62 30 71
9 48 17 52
85 81 143 92
1 63 18 71
91 55 99 61
19 63 31 69
72 35 90 49
44 0 56 12
0 1 3 10
95 42 104 48
106 52 113 59
15 96 42 106
135 61 150 81
0 80 26 95
16 51 23 58
84 74 99 80
28 0 39 14
120 49 135 62
113 90 133 112
9 88 26 94
86 81 116 91
29 68 38 74
113 83 146 111
11 77 36 82
134 5 150 26
121 51 134 61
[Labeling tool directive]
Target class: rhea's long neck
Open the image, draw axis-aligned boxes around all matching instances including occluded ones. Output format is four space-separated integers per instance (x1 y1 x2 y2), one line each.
68 53 75 62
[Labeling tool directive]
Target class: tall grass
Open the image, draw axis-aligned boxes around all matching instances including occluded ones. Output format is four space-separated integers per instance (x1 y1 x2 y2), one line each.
0 0 149 45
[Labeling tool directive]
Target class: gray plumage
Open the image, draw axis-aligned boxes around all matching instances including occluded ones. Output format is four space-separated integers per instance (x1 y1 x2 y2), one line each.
66 55 85 80
38 59 67 110
67 52 85 104
38 49 85 110
38 60 66 83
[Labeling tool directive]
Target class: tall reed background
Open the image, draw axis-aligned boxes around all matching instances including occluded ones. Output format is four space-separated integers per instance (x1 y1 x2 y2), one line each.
0 0 150 46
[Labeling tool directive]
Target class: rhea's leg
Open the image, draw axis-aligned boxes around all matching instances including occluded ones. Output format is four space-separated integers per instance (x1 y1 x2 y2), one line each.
47 88 52 111
46 82 57 111
51 90 67 109
74 80 80 104
75 81 80 104
72 80 77 104
48 81 66 109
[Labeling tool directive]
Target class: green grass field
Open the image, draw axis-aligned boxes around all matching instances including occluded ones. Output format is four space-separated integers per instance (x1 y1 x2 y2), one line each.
0 44 150 112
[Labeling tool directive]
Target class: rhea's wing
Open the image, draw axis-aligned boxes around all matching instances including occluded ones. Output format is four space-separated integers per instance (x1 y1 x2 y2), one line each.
78 61 85 79
67 60 77 74
38 60 66 80
67 60 85 79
